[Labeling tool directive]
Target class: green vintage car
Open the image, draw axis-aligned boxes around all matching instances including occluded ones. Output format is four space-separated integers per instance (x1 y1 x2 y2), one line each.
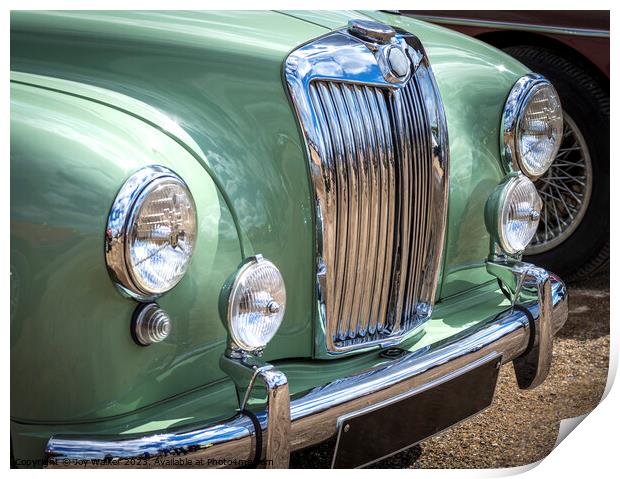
10 10 569 468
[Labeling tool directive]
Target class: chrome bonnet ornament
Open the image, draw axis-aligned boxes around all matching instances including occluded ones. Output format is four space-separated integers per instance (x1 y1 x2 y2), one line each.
347 19 422 83
386 45 409 78
347 19 396 44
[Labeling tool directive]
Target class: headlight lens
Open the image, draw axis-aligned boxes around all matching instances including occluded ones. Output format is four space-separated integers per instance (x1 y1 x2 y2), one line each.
501 74 563 179
498 175 543 254
516 83 563 177
105 166 197 299
127 179 197 294
228 256 286 352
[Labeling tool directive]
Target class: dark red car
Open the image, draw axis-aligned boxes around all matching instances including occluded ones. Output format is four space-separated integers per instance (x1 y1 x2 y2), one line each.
404 10 609 282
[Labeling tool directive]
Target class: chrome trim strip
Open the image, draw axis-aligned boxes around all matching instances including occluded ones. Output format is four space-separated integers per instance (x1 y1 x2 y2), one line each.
284 26 449 354
45 266 567 468
411 14 610 38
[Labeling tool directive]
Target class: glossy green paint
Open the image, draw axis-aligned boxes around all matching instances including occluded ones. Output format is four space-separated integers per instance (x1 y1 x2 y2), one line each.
10 80 245 422
10 10 531 455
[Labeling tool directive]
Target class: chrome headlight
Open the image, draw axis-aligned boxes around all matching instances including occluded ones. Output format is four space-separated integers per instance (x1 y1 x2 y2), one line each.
105 165 197 299
501 74 563 179
486 175 543 255
227 255 286 353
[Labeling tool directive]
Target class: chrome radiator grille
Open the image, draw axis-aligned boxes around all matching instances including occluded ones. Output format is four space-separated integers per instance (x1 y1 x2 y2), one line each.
309 79 434 347
285 26 449 353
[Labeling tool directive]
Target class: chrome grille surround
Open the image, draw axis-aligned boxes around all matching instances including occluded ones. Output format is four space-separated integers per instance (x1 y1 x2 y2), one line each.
285 27 449 354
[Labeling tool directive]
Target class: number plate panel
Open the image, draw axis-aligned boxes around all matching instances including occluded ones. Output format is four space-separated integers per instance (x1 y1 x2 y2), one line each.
331 353 502 468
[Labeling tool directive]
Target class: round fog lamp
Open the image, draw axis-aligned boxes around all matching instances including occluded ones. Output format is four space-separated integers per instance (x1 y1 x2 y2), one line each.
496 175 543 255
227 255 286 353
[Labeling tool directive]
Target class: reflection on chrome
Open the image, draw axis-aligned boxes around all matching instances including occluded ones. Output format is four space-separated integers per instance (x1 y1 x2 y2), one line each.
284 25 449 353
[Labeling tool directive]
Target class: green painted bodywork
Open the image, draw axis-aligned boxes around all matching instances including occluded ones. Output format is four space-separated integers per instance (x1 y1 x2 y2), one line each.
10 79 243 423
10 10 530 461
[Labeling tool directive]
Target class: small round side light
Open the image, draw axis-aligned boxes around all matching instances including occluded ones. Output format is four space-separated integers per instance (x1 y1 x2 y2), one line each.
131 303 172 346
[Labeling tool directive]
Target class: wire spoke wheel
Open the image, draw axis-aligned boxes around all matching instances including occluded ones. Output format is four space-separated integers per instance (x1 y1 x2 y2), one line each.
526 112 593 254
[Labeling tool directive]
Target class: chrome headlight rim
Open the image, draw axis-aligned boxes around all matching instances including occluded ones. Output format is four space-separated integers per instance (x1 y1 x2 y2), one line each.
226 255 286 354
105 165 196 301
500 73 562 179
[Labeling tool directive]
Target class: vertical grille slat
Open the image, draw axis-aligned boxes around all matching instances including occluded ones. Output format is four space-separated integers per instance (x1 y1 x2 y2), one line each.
326 83 357 341
373 89 397 337
390 86 410 334
308 84 336 323
354 86 379 336
361 87 386 335
403 81 425 325
413 78 435 323
418 79 435 319
402 84 416 325
306 69 444 350
341 84 370 339
312 83 340 344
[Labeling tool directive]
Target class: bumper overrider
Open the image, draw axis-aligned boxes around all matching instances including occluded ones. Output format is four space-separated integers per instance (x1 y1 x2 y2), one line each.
44 260 568 468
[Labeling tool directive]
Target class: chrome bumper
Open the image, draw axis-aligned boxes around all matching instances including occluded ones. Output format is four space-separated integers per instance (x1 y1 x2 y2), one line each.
45 261 568 468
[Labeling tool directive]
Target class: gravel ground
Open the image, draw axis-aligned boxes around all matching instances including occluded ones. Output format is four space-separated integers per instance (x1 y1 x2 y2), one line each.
290 272 610 468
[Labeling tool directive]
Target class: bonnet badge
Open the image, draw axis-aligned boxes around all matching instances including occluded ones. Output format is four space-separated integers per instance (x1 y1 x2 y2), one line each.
386 46 410 78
